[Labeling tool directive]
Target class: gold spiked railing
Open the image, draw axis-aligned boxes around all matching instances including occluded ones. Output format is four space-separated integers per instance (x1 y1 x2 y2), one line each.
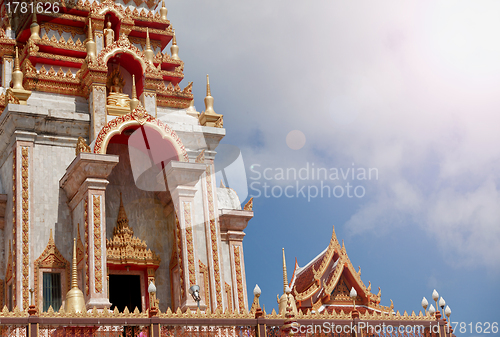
0 306 454 337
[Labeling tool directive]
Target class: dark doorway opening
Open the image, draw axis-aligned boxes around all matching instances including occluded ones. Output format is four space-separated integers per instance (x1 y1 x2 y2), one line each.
109 274 142 312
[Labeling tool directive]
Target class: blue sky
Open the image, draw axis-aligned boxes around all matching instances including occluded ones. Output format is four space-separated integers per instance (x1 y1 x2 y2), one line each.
165 1 500 335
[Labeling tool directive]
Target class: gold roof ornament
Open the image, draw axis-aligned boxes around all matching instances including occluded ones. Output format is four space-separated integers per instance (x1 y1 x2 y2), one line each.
107 193 161 268
278 248 297 316
75 137 91 156
204 74 215 115
145 28 154 64
64 238 86 313
8 46 31 104
160 0 168 20
29 11 40 41
243 197 253 211
130 74 140 112
198 75 223 127
85 18 96 63
170 30 179 60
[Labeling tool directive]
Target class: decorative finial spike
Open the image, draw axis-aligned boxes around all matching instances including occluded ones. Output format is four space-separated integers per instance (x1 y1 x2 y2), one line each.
282 248 288 294
206 74 211 96
88 18 93 41
14 46 20 71
130 75 140 111
160 0 168 20
71 238 78 289
132 75 137 99
170 30 179 60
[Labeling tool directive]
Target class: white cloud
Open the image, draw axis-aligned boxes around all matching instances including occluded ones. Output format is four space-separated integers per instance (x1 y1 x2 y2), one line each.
168 0 500 268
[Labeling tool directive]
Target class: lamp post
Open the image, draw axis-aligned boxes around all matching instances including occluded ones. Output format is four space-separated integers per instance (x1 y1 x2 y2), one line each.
439 297 446 318
421 297 428 315
148 281 157 308
189 285 201 309
422 290 452 337
148 281 158 317
445 305 452 334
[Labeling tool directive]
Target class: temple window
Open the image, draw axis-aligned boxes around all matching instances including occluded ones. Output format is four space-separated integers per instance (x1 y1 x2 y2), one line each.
42 272 62 312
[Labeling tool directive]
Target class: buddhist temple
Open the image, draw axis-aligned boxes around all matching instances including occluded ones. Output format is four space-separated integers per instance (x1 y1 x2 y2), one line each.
0 0 250 314
287 226 389 315
0 0 455 336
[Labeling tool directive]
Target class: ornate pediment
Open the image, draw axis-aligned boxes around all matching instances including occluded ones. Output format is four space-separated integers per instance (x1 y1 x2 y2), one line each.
331 276 351 302
106 194 160 268
36 230 69 269
34 230 71 309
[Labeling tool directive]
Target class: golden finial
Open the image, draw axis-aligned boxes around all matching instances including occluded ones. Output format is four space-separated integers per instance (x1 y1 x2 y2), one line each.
8 45 32 103
130 74 140 111
160 0 168 20
204 74 216 115
12 46 23 89
64 238 85 313
145 28 154 64
170 30 179 60
30 10 40 41
282 248 288 294
87 18 93 41
117 192 129 230
14 46 20 71
86 18 96 63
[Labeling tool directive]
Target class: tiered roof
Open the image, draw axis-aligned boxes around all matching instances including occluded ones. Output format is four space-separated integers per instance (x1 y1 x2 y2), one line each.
290 226 392 315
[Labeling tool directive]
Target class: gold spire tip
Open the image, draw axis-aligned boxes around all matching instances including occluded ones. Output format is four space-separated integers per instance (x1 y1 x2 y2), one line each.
71 238 78 289
206 74 211 96
282 247 288 294
88 18 93 40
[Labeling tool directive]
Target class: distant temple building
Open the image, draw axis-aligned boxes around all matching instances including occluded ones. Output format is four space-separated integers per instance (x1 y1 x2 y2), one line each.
284 227 392 315
0 0 254 314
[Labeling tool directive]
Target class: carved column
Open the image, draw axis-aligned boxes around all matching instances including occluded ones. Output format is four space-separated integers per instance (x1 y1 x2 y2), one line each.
13 138 34 310
219 209 253 313
60 152 118 309
163 161 205 311
89 84 107 142
200 160 227 312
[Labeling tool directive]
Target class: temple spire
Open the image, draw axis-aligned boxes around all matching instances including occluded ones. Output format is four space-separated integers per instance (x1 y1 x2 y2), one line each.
282 248 288 294
71 239 78 289
130 75 140 111
170 30 179 60
117 192 129 230
86 18 96 63
12 46 23 89
145 28 154 64
87 18 93 41
64 238 85 312
160 0 168 20
29 10 40 41
204 74 216 115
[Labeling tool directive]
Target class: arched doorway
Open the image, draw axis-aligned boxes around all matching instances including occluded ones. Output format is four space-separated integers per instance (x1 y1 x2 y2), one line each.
104 123 179 312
